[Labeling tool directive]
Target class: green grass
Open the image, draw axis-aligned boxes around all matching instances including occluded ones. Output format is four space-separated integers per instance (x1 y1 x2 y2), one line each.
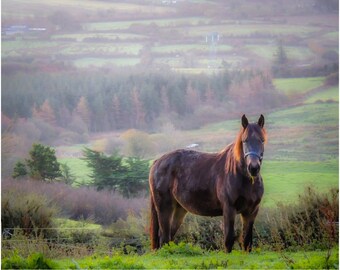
51 33 146 42
73 57 140 68
83 17 209 31
182 24 320 38
323 31 339 41
60 43 143 56
1 40 59 57
246 44 315 61
53 218 102 230
262 160 338 206
42 245 339 269
268 102 338 127
305 86 339 104
151 44 233 54
273 77 325 95
58 157 91 185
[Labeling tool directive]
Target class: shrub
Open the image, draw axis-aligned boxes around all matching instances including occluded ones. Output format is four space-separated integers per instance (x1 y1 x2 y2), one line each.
175 215 224 250
2 178 147 226
121 129 155 158
1 189 58 238
91 137 123 154
256 187 339 251
104 211 149 254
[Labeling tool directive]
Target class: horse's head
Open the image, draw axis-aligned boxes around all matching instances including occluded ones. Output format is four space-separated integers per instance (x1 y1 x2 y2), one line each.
240 114 266 178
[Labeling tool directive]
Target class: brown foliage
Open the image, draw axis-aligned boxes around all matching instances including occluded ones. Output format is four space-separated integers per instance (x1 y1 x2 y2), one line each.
2 178 147 225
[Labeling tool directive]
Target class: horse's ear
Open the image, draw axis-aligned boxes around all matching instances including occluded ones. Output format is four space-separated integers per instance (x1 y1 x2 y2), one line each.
258 114 265 128
241 114 248 129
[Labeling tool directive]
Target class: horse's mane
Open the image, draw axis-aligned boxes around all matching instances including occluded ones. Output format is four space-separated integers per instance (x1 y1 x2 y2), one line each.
224 124 267 174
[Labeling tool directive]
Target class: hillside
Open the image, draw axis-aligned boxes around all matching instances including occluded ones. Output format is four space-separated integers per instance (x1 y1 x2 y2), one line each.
2 0 338 72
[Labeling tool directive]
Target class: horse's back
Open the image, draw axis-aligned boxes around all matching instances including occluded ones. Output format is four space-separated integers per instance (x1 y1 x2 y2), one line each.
150 149 217 189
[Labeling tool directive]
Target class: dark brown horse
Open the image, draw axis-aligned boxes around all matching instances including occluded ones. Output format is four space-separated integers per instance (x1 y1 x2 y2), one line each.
149 114 266 252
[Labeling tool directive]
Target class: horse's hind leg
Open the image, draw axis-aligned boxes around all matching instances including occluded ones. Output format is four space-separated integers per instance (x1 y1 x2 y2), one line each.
170 204 187 241
156 193 174 247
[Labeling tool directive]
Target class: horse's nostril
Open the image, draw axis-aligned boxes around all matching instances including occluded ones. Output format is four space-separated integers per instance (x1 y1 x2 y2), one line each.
248 164 260 176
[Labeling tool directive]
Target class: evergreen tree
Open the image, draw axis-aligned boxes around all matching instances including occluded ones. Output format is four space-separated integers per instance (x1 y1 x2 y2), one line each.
82 147 149 197
59 163 76 185
274 39 288 66
26 143 62 181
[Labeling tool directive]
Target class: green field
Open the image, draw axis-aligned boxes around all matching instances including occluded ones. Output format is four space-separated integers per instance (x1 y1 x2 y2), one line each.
59 157 91 184
246 44 315 61
262 160 338 206
305 86 339 103
273 77 325 95
73 57 140 68
5 244 337 269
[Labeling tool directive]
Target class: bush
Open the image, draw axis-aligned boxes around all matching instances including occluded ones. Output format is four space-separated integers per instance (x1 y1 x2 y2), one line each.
256 187 339 251
1 189 58 238
121 129 155 158
2 178 147 226
104 211 149 254
175 215 224 250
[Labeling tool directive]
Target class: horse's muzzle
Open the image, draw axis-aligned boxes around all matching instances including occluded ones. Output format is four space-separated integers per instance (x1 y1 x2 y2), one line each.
248 161 260 177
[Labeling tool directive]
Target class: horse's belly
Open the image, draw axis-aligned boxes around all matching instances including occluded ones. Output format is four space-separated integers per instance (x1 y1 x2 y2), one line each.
172 184 222 216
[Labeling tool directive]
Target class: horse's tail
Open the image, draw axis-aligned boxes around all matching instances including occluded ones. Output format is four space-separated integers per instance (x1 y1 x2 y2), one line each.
150 196 159 250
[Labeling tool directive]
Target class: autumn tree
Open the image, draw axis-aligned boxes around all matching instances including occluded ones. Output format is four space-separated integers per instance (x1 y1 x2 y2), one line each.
32 100 57 126
74 96 91 131
121 129 155 158
132 88 146 128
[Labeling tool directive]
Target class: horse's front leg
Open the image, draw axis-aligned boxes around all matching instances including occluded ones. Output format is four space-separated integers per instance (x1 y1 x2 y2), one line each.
241 208 259 252
223 206 236 253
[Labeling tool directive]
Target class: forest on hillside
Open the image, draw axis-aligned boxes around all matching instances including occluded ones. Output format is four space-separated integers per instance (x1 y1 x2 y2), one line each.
2 69 281 132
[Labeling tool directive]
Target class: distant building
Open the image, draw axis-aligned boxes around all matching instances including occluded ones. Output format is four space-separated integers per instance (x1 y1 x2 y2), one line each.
2 25 28 35
161 0 177 5
206 32 220 44
2 25 46 36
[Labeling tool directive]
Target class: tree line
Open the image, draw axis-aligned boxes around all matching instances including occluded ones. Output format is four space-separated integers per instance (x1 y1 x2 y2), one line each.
2 69 281 133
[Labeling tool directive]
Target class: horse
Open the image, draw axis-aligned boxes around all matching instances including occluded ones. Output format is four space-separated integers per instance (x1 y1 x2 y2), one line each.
149 114 266 252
